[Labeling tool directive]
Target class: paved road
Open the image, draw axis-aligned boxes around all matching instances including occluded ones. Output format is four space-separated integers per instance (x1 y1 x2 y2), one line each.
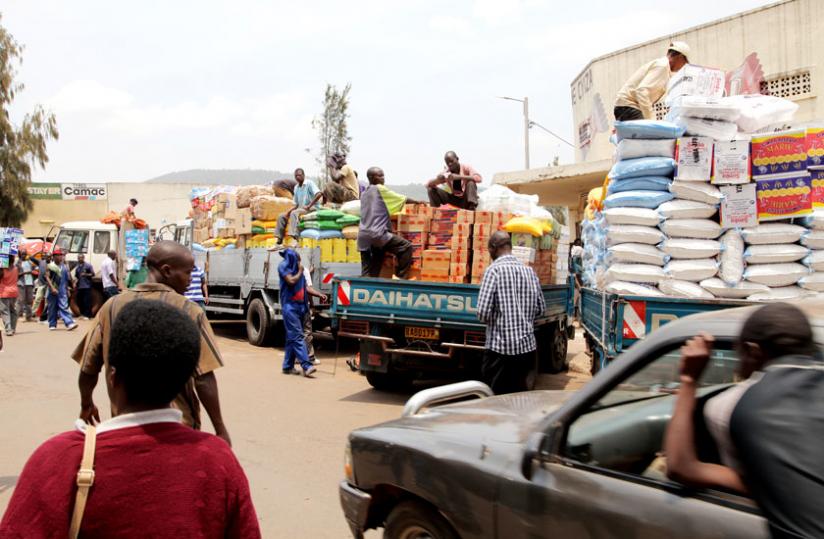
0 319 590 537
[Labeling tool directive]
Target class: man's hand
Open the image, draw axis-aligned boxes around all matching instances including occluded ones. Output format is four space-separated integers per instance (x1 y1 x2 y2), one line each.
204 296 210 305
679 332 714 383
80 402 100 425
318 293 329 304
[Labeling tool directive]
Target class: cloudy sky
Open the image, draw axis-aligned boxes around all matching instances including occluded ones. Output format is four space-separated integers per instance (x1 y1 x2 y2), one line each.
4 0 771 184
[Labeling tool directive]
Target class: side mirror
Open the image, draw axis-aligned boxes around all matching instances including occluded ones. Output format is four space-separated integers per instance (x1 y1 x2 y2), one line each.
521 431 545 480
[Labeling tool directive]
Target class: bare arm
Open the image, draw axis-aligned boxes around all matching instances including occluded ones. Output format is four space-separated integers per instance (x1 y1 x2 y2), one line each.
282 265 303 287
307 286 328 303
201 274 209 304
307 192 323 210
195 371 231 447
78 371 101 424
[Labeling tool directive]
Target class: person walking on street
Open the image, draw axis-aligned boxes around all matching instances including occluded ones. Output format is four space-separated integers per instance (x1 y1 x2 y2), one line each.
74 253 95 320
427 151 482 210
45 250 78 331
274 168 321 245
301 265 327 366
477 231 546 394
184 264 209 309
15 251 34 322
614 41 690 121
101 250 120 299
0 256 20 336
278 249 325 377
1 300 260 538
72 241 232 445
358 167 419 279
32 254 51 323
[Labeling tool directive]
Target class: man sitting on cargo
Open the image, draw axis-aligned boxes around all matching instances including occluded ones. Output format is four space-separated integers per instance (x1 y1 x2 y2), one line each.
323 152 360 204
274 168 321 245
613 41 690 122
358 167 421 279
477 231 546 394
664 303 824 539
427 151 482 210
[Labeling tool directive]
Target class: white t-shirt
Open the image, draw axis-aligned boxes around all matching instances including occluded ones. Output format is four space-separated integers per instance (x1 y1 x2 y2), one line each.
303 267 313 288
101 257 118 288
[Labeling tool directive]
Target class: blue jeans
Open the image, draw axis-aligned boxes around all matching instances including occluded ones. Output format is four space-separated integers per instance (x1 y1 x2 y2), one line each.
104 286 119 299
47 291 75 328
282 302 311 371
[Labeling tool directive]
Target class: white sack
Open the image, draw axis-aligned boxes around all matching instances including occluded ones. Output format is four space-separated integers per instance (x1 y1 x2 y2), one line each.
605 263 666 284
659 279 715 299
660 218 722 240
743 244 809 264
801 230 824 250
664 258 719 282
605 281 665 297
607 225 665 246
802 250 824 272
615 139 676 161
744 263 809 287
742 224 807 245
799 273 824 292
719 230 744 285
607 243 668 266
669 182 724 205
658 199 718 219
604 207 662 227
659 238 721 259
724 94 800 133
700 278 769 299
747 286 815 302
673 116 738 140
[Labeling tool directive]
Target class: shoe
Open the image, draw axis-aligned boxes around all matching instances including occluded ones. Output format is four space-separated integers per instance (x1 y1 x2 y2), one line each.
303 366 317 377
346 359 358 372
311 357 321 366
48 327 56 331
81 316 90 321
67 323 79 331
282 368 300 375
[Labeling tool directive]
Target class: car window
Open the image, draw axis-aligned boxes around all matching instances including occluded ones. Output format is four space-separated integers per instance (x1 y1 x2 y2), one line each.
93 231 111 254
55 230 89 254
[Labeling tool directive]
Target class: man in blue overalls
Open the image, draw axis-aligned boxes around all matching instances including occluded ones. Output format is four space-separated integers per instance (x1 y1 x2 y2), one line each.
278 249 324 377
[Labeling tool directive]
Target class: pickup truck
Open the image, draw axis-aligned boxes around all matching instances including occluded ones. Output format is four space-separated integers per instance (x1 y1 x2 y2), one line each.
580 287 753 374
340 304 779 538
329 277 574 390
162 219 361 346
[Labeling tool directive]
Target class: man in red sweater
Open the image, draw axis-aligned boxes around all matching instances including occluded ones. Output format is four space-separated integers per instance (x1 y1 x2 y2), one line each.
0 300 260 538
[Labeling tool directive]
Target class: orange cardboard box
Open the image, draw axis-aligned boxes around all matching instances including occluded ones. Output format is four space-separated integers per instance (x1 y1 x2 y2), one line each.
455 210 475 224
429 219 456 234
450 236 470 250
448 275 468 283
423 249 452 262
420 268 450 280
452 223 473 236
427 234 452 247
473 223 497 236
491 211 514 226
433 207 459 220
400 231 426 246
473 211 493 224
450 249 471 265
450 263 469 277
470 276 483 284
410 257 422 270
407 268 422 280
397 215 430 233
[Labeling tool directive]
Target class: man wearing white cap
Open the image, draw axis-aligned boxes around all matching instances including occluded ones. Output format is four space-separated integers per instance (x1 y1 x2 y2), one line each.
614 41 690 122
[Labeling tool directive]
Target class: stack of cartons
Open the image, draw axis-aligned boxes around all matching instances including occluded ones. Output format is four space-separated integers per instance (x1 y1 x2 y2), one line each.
208 192 254 241
427 207 458 249
397 213 429 279
421 249 451 282
555 226 570 285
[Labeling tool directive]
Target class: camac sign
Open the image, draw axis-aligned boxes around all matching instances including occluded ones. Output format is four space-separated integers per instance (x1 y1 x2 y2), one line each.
28 183 108 201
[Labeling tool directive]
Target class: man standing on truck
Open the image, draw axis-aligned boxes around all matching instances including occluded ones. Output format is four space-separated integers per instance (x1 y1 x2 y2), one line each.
477 231 546 394
72 240 232 446
614 41 690 121
101 250 119 299
427 151 482 210
358 167 418 279
274 168 320 245
324 153 360 204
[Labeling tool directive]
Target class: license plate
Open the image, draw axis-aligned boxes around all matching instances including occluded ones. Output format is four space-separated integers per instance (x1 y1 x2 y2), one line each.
405 326 439 340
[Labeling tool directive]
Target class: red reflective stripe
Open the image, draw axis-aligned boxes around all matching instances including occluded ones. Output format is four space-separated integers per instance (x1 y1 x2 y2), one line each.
323 272 335 284
337 281 351 306
622 300 647 340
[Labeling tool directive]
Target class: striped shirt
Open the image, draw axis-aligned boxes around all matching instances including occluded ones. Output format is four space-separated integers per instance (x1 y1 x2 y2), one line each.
477 254 546 355
71 283 223 429
185 266 206 302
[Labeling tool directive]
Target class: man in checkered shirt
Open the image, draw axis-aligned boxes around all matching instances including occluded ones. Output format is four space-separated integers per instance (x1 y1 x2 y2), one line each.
477 231 546 394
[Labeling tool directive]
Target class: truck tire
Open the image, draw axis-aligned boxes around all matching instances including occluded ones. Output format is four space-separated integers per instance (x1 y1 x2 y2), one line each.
384 500 458 539
365 371 411 392
547 322 569 374
246 298 271 347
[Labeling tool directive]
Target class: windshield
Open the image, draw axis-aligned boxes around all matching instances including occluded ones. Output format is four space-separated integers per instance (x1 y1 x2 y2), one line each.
592 348 739 410
54 230 89 254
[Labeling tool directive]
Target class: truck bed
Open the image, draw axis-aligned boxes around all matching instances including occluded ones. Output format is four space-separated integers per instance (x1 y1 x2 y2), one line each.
581 287 753 369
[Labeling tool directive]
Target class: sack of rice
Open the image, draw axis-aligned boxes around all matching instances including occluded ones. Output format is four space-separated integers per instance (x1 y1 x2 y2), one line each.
605 281 664 297
719 230 744 285
236 185 274 208
664 258 718 282
660 218 722 240
607 243 668 266
250 195 294 221
743 244 809 264
741 224 807 245
801 230 824 250
659 238 721 259
604 207 662 227
669 181 723 205
607 225 665 246
747 286 815 301
658 199 717 219
605 263 665 284
699 278 768 299
802 250 824 272
659 279 714 299
743 263 809 287
798 273 824 292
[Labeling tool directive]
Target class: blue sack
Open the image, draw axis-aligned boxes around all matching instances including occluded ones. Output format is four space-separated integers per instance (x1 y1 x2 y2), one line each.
300 228 321 239
604 190 674 210
609 157 676 181
318 229 344 239
608 176 672 194
615 120 685 141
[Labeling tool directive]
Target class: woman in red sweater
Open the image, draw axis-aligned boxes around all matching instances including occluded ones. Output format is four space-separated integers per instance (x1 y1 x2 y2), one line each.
0 299 260 538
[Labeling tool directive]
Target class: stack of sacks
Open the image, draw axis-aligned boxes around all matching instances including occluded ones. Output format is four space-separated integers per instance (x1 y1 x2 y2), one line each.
738 224 813 300
667 96 740 141
299 210 345 262
799 211 824 295
602 120 683 294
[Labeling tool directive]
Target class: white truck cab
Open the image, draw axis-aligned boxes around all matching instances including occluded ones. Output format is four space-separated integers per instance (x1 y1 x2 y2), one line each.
52 221 119 271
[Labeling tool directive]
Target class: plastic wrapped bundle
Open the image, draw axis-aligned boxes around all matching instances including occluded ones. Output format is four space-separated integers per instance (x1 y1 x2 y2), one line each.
743 244 809 264
667 96 741 122
658 199 717 219
236 185 275 208
250 195 294 221
664 259 719 282
615 139 675 161
609 157 676 181
719 230 744 285
743 263 809 287
700 278 768 299
672 116 738 140
723 94 799 133
659 279 715 299
660 219 722 240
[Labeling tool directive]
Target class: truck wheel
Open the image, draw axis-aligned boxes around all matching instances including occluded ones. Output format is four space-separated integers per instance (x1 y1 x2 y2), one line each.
547 322 569 374
246 298 271 347
384 500 458 539
365 371 411 392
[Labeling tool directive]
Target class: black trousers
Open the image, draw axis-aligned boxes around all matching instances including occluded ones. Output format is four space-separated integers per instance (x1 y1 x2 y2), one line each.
614 106 644 122
482 349 535 394
427 180 479 210
361 235 413 279
76 288 93 318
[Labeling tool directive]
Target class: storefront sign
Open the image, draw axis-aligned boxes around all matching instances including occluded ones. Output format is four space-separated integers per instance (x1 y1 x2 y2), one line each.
61 183 108 200
720 183 757 229
27 183 62 199
755 173 812 221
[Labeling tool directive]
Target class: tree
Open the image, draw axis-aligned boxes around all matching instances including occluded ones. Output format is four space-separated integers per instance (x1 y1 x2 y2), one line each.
0 16 59 227
311 83 351 186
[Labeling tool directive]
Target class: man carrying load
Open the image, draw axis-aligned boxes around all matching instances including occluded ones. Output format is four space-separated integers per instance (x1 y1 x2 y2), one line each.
614 41 690 121
274 168 320 245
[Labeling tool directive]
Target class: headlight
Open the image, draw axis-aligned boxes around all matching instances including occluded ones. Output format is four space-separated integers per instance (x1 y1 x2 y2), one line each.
344 440 355 484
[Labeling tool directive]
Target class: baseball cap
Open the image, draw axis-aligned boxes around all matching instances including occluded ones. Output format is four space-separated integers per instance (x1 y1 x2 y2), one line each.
668 41 690 61
52 247 64 255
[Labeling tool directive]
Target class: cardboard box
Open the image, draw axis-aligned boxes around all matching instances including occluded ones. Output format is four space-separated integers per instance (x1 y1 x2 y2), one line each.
808 126 824 169
407 268 422 280
491 211 514 226
473 211 493 224
452 223 473 236
448 275 468 283
193 227 210 244
410 257 422 270
455 210 475 224
423 249 451 263
470 276 483 284
429 219 457 234
236 208 253 235
512 246 536 264
472 239 490 251
675 136 713 181
450 263 469 277
812 168 824 208
511 233 538 249
473 252 491 265
428 233 452 247
751 129 807 179
755 172 812 221
398 215 430 233
400 232 426 246
450 236 470 250
712 139 751 184
473 223 497 236
215 227 236 239
433 207 459 220
420 267 450 279
411 246 425 259
450 249 471 265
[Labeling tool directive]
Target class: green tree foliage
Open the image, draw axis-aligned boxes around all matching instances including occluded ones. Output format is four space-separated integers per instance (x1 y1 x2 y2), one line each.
311 83 351 185
0 16 59 227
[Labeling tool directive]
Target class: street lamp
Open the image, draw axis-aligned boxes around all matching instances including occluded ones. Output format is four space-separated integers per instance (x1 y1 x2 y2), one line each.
498 96 530 170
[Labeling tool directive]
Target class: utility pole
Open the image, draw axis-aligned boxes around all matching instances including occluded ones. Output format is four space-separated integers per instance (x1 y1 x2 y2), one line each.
498 96 530 170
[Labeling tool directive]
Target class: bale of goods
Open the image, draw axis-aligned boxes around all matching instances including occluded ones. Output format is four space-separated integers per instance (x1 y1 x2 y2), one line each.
236 185 274 208
250 195 293 221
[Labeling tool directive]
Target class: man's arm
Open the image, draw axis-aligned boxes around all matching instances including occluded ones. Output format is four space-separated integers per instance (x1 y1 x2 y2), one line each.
533 274 546 319
456 164 482 183
635 63 669 120
201 273 209 305
307 191 323 210
307 286 327 303
476 269 496 324
664 334 747 493
194 372 231 446
78 371 101 424
281 264 303 286
427 174 448 189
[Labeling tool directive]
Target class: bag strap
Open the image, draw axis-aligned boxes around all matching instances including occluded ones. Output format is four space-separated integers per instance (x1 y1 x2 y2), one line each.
69 425 97 539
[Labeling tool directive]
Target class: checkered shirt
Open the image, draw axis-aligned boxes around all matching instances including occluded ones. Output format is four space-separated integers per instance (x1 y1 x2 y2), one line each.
476 254 546 355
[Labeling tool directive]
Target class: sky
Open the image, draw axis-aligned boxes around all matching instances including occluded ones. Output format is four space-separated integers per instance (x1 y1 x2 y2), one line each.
4 0 774 184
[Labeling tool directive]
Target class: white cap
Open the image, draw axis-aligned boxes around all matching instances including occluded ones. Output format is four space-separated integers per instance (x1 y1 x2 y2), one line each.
668 41 691 61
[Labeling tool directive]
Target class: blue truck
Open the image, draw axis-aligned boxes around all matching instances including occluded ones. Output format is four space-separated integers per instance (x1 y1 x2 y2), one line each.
580 287 753 375
329 277 574 390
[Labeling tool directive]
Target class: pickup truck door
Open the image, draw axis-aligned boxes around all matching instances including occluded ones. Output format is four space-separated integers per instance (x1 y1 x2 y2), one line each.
497 341 769 538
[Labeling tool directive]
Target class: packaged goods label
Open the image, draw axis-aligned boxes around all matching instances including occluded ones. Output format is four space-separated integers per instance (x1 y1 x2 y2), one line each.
755 173 812 221
751 130 807 179
712 139 751 184
675 137 713 181
666 64 726 104
720 183 757 229
808 127 824 169
811 168 824 208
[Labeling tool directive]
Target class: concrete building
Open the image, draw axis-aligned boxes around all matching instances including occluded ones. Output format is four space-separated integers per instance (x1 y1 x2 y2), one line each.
22 182 194 238
494 0 823 227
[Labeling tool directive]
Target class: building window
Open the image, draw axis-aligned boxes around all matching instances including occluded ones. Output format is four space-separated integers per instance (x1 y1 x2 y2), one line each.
760 70 812 99
653 101 670 121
